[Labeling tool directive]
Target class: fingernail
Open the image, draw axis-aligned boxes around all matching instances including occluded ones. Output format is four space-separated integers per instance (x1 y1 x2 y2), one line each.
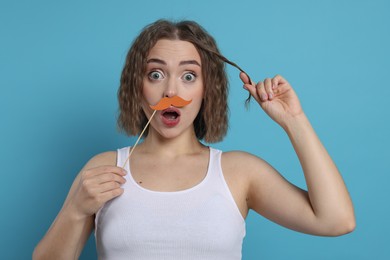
261 94 268 101
268 93 273 99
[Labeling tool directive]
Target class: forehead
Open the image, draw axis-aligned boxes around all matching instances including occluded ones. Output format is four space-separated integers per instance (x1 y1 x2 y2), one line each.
147 39 201 63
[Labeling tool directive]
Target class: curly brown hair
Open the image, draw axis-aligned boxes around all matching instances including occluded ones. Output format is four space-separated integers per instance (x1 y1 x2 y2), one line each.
118 19 250 143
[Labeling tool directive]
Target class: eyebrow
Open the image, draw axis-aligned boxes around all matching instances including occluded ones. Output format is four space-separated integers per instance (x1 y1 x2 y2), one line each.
147 58 201 67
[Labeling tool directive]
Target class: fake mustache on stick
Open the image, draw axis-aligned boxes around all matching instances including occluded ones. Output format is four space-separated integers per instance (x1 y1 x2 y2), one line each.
150 96 192 110
121 96 191 168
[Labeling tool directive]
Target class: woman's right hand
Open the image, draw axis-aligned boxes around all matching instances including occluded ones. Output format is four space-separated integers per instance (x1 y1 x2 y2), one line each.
66 166 127 218
33 153 123 260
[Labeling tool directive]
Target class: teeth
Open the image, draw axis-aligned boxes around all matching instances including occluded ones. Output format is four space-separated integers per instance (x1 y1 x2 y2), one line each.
163 112 178 120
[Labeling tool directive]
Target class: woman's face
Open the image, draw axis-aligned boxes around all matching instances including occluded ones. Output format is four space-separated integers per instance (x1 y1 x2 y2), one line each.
142 39 204 140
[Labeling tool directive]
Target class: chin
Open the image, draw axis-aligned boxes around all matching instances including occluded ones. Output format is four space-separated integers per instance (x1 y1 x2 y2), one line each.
155 125 194 140
158 129 184 139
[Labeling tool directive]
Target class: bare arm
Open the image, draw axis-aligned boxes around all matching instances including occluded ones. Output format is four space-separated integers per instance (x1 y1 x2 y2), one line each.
33 151 126 259
285 113 355 234
240 74 355 236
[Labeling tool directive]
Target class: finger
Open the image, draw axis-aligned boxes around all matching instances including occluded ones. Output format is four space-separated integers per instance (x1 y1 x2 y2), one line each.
99 188 124 203
264 78 274 100
240 72 256 93
244 81 261 103
271 74 288 89
271 74 292 96
97 181 122 193
85 166 127 178
241 73 261 102
96 173 127 185
256 81 268 102
239 72 252 85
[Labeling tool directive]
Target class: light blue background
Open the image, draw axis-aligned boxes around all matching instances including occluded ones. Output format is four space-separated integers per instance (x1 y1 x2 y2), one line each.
1 0 389 259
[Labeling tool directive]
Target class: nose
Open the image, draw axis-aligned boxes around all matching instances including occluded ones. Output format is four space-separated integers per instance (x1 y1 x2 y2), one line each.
163 78 178 98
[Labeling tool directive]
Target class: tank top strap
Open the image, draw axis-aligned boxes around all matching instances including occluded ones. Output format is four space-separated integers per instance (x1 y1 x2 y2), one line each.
207 147 244 223
207 147 221 177
207 147 224 181
117 146 130 170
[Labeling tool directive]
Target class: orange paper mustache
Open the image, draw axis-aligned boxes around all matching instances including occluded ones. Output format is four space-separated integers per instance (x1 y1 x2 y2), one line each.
149 96 192 110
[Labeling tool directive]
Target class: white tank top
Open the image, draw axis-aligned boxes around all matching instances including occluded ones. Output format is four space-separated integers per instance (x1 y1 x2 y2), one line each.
95 147 246 260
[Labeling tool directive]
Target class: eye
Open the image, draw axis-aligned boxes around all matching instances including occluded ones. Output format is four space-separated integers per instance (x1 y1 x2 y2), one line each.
183 72 196 82
148 71 164 80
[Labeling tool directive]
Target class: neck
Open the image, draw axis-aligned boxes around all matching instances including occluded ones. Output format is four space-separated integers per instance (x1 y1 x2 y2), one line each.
137 128 206 157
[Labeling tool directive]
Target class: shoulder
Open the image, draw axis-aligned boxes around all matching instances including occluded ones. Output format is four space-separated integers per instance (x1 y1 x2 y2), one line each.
221 150 270 172
220 150 273 186
82 150 117 170
222 150 257 160
221 150 278 185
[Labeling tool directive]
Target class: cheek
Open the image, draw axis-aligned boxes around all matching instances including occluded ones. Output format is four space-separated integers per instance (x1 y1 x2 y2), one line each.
186 86 203 107
191 94 204 115
189 80 204 99
142 84 160 106
192 85 204 111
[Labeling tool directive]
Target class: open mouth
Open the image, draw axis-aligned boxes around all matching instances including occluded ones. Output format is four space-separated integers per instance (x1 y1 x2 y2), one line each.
162 108 180 120
163 111 179 120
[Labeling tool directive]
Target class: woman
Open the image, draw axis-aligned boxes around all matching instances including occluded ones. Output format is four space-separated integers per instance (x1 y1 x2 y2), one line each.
33 20 355 259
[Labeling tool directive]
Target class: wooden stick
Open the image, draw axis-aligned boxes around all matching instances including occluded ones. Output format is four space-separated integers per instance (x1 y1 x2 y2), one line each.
122 110 157 169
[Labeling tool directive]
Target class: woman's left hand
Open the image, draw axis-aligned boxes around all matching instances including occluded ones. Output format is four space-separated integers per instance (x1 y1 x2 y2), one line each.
241 73 304 129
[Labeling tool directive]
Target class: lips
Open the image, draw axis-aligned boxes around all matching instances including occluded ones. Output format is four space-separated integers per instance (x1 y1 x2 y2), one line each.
160 107 181 127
